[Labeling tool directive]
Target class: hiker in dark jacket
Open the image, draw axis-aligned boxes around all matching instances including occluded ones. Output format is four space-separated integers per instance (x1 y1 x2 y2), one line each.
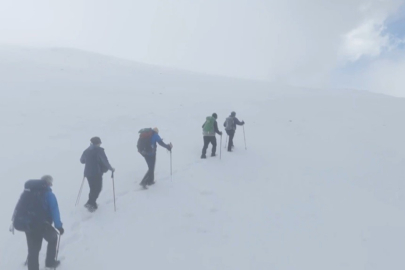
18 175 64 270
139 127 172 188
201 113 222 159
80 137 115 211
224 111 245 152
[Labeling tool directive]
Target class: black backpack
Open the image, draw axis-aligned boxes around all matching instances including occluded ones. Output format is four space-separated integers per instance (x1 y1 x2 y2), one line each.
13 180 49 232
137 128 154 153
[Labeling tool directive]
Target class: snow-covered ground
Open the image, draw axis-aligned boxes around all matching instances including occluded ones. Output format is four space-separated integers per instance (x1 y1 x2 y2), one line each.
1 46 405 270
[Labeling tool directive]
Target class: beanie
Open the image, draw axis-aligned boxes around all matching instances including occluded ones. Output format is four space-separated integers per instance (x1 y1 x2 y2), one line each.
212 113 218 119
41 175 53 186
90 137 102 145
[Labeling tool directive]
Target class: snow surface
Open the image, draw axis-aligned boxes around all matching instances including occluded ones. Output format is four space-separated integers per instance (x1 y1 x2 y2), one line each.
1 46 405 270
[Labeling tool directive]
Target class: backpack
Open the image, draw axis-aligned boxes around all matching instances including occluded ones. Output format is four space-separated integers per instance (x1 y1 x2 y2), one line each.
224 117 235 130
203 116 215 133
137 128 154 153
13 180 49 232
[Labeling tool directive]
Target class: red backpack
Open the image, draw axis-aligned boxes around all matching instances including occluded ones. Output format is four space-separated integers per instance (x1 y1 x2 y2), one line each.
137 128 154 153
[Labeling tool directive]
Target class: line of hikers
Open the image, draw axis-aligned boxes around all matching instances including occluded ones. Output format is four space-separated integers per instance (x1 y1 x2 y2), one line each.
10 111 244 270
201 111 245 158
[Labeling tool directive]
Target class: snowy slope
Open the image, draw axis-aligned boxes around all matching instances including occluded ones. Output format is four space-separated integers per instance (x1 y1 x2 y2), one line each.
1 46 405 270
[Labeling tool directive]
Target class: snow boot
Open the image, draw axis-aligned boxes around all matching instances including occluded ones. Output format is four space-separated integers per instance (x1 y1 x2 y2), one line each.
201 154 207 159
84 202 97 212
46 260 61 268
140 182 148 189
211 153 216 157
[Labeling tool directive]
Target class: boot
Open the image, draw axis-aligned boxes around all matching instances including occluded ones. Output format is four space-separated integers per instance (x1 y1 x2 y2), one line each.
46 260 61 268
84 202 97 212
201 154 206 159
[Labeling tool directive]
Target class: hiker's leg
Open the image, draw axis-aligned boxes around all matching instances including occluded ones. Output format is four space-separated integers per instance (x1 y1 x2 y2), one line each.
211 137 217 155
202 136 210 156
43 226 58 266
26 229 43 270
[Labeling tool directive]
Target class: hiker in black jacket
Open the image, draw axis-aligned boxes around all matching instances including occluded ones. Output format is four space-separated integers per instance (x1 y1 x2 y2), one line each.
80 137 115 211
224 111 245 152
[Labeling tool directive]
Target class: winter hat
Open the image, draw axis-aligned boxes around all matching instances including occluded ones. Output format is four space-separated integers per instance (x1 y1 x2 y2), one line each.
153 127 159 133
90 136 102 145
41 175 53 186
231 111 236 117
212 113 218 119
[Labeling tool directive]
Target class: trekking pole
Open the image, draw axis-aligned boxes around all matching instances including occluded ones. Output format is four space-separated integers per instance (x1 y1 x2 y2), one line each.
54 233 61 270
111 171 116 212
225 135 228 149
170 143 173 180
220 135 222 160
243 125 247 150
75 176 85 207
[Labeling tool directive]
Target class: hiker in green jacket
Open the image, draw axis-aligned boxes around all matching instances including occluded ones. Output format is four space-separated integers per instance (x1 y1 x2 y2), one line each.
201 113 223 159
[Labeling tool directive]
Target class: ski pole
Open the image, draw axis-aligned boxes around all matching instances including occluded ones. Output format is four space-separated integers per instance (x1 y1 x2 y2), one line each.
54 233 61 270
220 134 222 160
111 171 116 212
243 125 247 150
75 177 85 207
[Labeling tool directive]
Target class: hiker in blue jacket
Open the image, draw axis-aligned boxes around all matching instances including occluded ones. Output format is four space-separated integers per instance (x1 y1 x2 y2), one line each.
19 176 64 270
138 127 172 188
80 136 115 211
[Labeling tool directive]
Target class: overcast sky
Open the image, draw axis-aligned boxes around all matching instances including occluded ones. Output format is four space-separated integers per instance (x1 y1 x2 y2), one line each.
1 0 405 96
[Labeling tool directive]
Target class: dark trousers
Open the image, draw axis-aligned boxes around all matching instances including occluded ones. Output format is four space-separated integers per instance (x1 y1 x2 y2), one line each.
202 136 217 156
141 154 156 185
226 130 235 151
87 175 103 205
25 225 58 270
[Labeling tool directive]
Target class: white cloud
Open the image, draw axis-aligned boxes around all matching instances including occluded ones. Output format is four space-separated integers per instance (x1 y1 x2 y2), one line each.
342 21 389 61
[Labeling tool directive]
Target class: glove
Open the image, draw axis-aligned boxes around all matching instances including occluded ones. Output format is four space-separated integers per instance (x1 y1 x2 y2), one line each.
219 131 223 136
111 167 115 173
167 143 173 151
242 121 245 125
57 227 64 235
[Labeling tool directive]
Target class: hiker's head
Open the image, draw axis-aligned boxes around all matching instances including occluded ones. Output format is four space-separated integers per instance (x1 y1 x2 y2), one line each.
41 175 53 187
231 111 236 117
90 136 102 146
153 127 159 134
212 113 218 119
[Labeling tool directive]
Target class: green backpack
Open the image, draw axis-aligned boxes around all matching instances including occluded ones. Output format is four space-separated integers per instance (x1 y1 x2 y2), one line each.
203 116 215 133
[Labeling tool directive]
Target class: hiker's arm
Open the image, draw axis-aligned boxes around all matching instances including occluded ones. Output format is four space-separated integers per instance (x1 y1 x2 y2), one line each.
235 117 244 125
47 192 63 229
214 121 222 135
157 136 171 150
80 151 86 164
99 150 113 171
